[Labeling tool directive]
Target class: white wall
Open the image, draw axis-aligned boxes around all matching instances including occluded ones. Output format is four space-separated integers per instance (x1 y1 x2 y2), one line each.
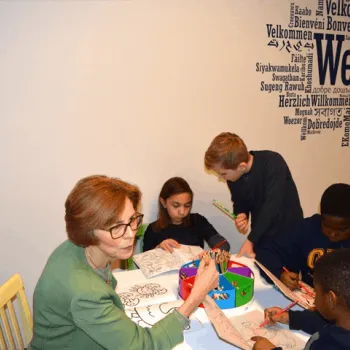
1 0 349 308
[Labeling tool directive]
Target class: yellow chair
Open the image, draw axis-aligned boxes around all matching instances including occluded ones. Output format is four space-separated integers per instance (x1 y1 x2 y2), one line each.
0 274 33 350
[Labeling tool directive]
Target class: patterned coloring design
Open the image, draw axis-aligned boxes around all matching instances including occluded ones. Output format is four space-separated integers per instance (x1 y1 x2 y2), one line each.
230 311 306 349
118 283 168 307
125 301 190 330
133 246 203 278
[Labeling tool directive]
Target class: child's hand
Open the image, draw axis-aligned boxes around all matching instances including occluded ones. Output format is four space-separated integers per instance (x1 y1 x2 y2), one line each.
251 336 276 350
235 213 249 234
263 307 290 325
237 239 255 258
159 239 180 252
280 271 299 290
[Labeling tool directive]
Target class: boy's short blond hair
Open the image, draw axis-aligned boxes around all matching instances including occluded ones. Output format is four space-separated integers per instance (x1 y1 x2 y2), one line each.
205 132 249 170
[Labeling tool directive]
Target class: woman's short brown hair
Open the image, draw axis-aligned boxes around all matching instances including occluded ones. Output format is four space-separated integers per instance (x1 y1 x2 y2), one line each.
204 132 249 170
65 175 141 247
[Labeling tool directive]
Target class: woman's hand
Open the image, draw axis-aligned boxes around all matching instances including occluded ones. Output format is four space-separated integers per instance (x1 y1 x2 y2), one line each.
251 336 276 350
178 259 218 318
192 259 219 299
235 213 249 234
280 271 299 290
197 251 205 259
263 307 290 326
158 239 180 252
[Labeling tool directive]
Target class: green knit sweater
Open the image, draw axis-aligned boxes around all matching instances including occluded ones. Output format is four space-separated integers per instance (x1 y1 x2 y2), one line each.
28 240 186 349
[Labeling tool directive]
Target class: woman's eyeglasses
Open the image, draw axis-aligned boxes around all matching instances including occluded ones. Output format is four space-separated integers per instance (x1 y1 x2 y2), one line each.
107 213 144 239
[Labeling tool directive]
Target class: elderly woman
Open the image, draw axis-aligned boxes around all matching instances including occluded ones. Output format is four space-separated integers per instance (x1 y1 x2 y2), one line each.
28 175 218 350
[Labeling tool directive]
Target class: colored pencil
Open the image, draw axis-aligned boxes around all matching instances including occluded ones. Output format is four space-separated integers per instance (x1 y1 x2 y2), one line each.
213 200 237 219
282 266 289 273
299 283 314 297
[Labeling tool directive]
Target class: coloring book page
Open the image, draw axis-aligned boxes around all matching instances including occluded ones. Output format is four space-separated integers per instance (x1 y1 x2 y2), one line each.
202 295 251 350
292 286 315 309
174 244 204 261
230 310 306 349
124 300 203 333
116 281 175 308
133 245 203 278
254 260 315 309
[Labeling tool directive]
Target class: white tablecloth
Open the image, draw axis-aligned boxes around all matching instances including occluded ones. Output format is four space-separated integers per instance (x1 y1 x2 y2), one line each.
113 255 310 349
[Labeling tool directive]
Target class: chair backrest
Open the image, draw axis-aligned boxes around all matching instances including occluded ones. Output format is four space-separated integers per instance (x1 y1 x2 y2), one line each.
136 223 148 253
0 274 33 350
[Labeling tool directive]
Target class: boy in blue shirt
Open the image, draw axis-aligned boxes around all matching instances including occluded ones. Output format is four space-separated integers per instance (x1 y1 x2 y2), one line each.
255 183 350 289
252 248 350 349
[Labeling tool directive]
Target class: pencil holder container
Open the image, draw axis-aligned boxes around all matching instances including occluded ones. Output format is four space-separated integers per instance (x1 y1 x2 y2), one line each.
180 275 196 303
222 272 254 307
181 260 200 269
178 259 254 309
179 267 197 294
208 275 236 308
227 264 253 278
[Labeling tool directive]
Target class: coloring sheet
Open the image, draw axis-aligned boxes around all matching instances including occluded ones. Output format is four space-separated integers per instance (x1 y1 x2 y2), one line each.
202 295 251 350
116 282 175 308
254 260 315 309
230 310 306 349
124 300 203 332
133 245 203 278
175 244 204 261
292 287 315 309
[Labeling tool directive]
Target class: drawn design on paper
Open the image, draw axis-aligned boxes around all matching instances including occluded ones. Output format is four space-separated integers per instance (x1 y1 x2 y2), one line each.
125 300 191 330
230 311 306 349
119 292 140 307
118 283 168 307
240 321 296 348
133 249 183 277
203 296 250 350
129 283 168 298
177 245 203 257
293 284 315 308
255 260 315 309
133 245 203 278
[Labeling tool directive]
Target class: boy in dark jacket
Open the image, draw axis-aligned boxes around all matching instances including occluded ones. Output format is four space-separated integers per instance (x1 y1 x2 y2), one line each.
252 248 350 349
255 183 350 289
204 132 303 258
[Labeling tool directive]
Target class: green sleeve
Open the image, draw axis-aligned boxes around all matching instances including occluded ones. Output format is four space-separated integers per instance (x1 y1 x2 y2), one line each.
71 291 185 350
